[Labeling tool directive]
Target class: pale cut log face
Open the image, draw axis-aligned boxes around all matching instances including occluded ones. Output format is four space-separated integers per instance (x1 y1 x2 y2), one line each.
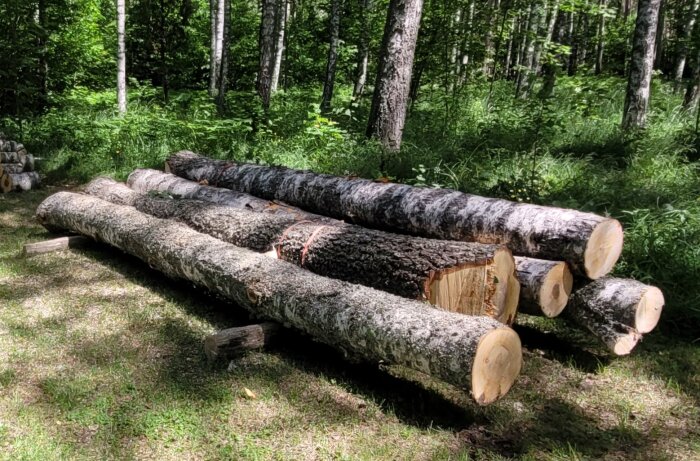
471 327 522 405
613 332 640 356
538 262 573 317
635 286 664 333
584 219 624 279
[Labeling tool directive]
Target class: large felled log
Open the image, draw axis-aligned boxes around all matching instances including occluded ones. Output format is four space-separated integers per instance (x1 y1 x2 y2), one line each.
515 257 573 318
165 151 624 279
567 278 664 355
9 172 40 191
36 192 523 404
204 322 280 361
87 177 520 324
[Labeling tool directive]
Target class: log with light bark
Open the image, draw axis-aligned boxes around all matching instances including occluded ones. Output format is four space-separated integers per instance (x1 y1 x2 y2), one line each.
515 257 572 318
567 278 664 355
0 164 24 175
23 236 91 257
8 172 41 191
86 177 520 324
36 192 523 404
165 151 624 279
204 322 280 361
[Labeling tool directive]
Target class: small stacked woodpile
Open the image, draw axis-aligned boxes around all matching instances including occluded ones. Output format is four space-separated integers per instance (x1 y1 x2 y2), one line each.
32 151 665 405
0 135 40 192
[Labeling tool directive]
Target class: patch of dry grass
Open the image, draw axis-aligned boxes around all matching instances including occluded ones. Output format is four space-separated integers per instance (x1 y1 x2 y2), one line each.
0 188 698 460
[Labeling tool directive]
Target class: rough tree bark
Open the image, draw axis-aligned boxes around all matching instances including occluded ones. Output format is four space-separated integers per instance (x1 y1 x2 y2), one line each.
7 172 40 191
209 0 219 95
216 0 231 111
516 1 543 99
165 151 624 279
595 0 608 75
567 278 664 355
353 0 372 99
366 0 424 151
533 0 560 75
622 0 661 130
91 177 520 323
36 192 523 404
117 0 127 115
515 257 572 318
258 0 277 111
321 0 342 112
270 0 289 93
684 48 700 109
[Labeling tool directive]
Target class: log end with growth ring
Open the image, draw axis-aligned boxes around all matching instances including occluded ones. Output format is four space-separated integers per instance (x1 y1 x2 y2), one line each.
427 248 520 325
539 262 573 317
584 219 624 279
0 173 11 193
612 331 641 356
635 286 664 334
472 327 522 405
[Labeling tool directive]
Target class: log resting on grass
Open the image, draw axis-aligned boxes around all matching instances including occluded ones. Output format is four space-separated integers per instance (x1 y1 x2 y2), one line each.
165 151 624 279
36 192 523 404
9 172 40 191
567 278 664 355
23 236 90 257
87 177 520 324
515 257 573 317
204 322 280 361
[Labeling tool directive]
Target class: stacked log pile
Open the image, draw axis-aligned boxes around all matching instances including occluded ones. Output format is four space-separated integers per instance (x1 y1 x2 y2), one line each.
0 136 39 192
32 151 666 404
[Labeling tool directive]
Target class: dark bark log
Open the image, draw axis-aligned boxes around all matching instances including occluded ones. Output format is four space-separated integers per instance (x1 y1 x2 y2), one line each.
88 177 520 324
165 151 624 279
23 236 91 257
204 322 280 361
366 0 424 151
515 257 572 318
622 0 661 130
567 277 664 354
8 172 40 191
36 192 523 404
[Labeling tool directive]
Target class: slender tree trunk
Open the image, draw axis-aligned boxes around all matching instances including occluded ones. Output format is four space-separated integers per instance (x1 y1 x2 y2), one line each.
366 0 424 152
270 0 289 93
595 0 608 74
210 0 226 97
209 0 219 95
216 0 231 112
516 2 541 98
504 15 516 79
353 0 372 99
37 0 48 99
482 0 499 77
622 0 661 130
321 0 342 112
533 0 559 75
673 0 700 84
568 10 579 75
684 49 700 109
457 0 475 84
159 0 170 103
117 0 127 115
515 7 531 81
654 0 665 69
258 0 277 112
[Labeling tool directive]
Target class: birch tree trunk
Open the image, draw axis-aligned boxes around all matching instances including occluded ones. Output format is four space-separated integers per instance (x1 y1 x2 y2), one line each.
516 2 541 99
353 0 372 99
216 0 231 112
684 49 700 109
165 151 625 279
209 0 219 95
595 0 608 74
117 0 127 115
270 0 289 94
321 0 342 112
37 192 523 404
210 0 226 97
533 0 560 75
258 0 277 111
622 0 661 130
366 0 424 151
673 0 700 85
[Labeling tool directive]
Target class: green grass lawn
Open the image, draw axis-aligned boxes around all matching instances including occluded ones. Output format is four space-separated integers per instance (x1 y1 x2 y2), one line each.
1 187 699 461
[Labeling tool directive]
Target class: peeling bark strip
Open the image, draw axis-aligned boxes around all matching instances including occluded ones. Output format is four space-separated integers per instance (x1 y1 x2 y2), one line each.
515 257 572 318
36 192 522 403
567 278 664 355
204 322 280 361
166 151 624 279
87 177 520 324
